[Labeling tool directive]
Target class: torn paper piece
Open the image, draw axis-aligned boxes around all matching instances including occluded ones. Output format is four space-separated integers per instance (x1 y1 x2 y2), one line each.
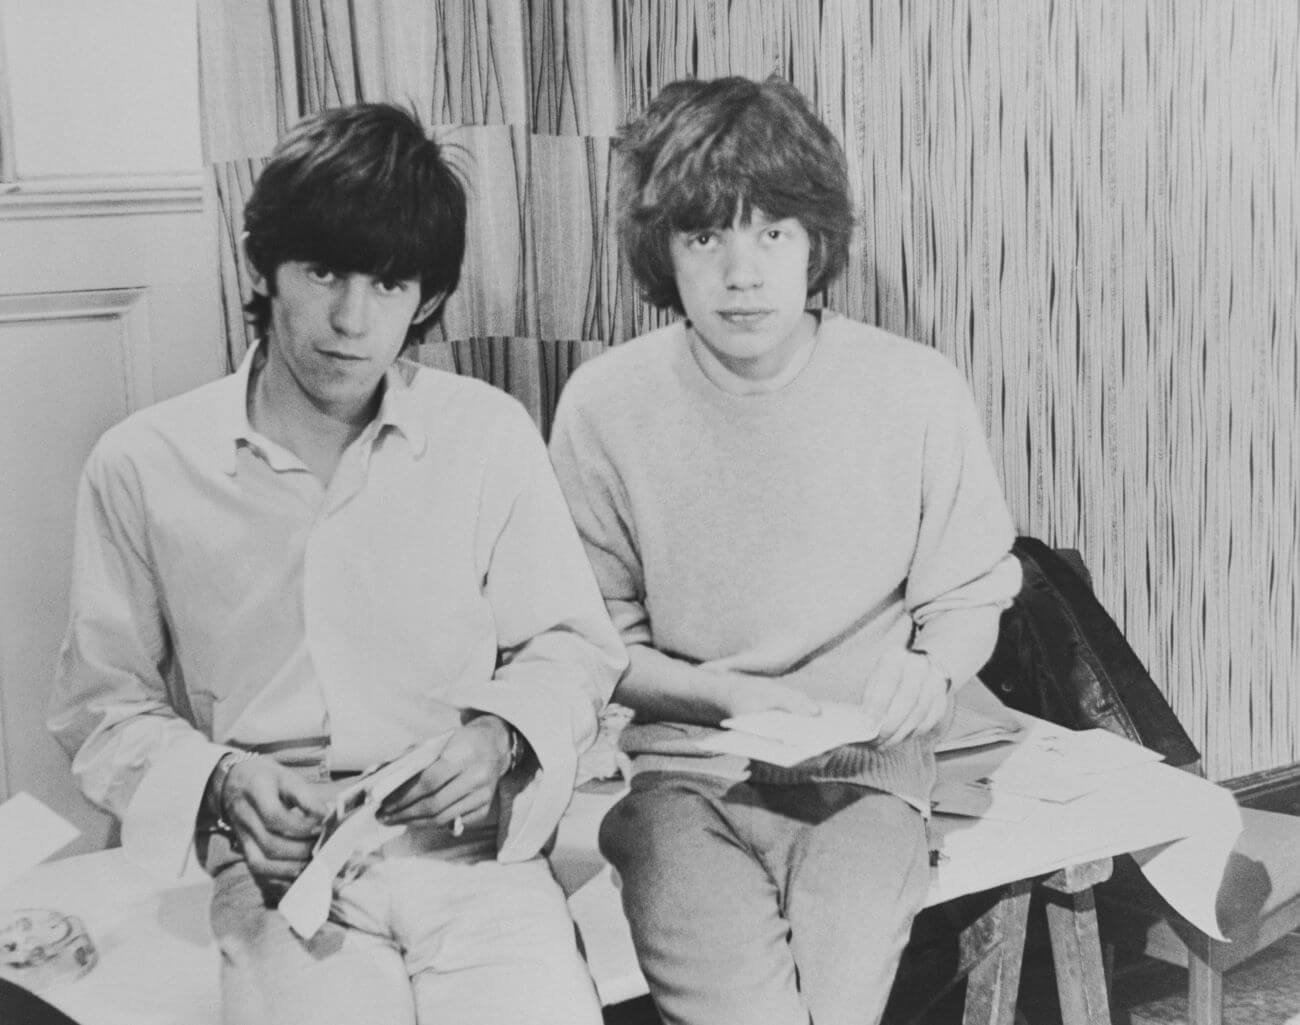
279 732 453 939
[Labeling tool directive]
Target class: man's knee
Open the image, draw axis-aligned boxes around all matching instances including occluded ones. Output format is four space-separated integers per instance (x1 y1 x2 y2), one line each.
209 863 346 971
598 778 724 873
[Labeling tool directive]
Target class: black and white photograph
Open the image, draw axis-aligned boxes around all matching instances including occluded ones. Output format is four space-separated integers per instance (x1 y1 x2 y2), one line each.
0 3 1297 1024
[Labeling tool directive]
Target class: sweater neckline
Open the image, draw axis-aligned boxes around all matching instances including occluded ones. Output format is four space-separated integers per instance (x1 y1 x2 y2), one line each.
672 309 841 412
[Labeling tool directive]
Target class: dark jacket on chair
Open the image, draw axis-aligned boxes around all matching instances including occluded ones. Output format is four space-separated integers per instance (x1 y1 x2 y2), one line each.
977 536 1200 770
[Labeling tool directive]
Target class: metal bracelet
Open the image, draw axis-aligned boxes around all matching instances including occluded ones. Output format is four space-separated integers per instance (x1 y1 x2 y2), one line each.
207 749 260 825
506 725 531 773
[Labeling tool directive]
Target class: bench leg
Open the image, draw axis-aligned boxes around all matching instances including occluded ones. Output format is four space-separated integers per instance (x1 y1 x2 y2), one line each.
1042 861 1113 1025
1185 934 1223 1025
961 880 1033 1025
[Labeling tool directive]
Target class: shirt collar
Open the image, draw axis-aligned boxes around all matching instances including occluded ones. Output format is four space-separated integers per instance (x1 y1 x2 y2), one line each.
218 342 428 475
373 357 428 458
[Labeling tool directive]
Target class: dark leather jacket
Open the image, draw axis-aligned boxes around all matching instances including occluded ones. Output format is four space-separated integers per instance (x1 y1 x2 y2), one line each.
978 536 1200 770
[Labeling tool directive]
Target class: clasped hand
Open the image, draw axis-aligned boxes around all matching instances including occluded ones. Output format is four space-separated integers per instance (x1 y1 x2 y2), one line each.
860 648 952 748
217 715 514 892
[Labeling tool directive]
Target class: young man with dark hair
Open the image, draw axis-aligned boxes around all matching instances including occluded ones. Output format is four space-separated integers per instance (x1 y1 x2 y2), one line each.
49 103 624 1025
549 76 1022 1025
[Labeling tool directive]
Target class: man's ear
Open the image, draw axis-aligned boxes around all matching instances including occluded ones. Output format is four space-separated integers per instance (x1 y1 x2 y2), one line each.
412 291 448 326
240 233 272 297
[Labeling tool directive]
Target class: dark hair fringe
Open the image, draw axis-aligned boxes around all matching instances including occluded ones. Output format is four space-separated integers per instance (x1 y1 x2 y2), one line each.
243 103 468 338
616 76 854 314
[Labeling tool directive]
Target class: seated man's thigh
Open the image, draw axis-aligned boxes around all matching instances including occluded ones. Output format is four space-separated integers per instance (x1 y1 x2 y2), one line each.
207 848 413 1025
388 854 601 1025
779 786 930 1025
598 774 809 1025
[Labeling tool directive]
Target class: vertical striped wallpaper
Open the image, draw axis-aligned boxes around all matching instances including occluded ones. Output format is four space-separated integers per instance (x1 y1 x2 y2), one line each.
199 0 1300 781
0 11 15 182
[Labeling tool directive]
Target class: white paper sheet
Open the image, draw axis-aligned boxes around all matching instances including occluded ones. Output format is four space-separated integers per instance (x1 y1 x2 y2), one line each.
963 723 1166 802
694 702 879 766
279 732 453 939
0 792 80 890
1129 768 1242 942
930 780 1038 821
1014 723 1167 773
695 680 1027 768
934 703 1023 753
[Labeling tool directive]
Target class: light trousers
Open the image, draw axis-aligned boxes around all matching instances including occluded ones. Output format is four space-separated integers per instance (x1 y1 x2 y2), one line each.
204 828 602 1025
599 773 929 1025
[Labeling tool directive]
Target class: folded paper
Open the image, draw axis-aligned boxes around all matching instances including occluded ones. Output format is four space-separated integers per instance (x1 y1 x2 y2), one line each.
279 732 454 939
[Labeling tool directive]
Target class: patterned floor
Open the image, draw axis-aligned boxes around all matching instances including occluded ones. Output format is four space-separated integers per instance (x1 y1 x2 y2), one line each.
604 933 1300 1025
1118 933 1300 1025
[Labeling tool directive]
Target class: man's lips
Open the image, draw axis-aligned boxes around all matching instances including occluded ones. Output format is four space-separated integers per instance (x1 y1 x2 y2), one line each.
717 309 774 327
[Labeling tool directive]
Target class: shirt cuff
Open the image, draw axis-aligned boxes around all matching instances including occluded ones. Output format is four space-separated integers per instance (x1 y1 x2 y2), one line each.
119 734 233 879
448 682 595 863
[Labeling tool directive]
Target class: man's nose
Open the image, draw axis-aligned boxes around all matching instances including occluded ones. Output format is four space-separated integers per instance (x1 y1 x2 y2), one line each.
330 277 371 335
722 238 763 289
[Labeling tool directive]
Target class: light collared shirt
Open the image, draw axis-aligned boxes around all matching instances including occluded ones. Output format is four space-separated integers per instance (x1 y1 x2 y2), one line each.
49 344 626 877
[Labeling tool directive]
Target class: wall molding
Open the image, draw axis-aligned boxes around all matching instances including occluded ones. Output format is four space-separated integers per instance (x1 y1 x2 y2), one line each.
0 172 204 220
0 288 155 411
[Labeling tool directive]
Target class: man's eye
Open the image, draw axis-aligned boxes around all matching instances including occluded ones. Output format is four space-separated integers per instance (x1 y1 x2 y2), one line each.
765 228 785 241
306 267 336 283
376 279 410 295
687 232 716 249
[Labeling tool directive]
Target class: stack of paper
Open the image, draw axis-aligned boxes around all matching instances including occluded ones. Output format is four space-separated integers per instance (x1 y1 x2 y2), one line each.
932 721 1167 820
695 702 879 767
935 703 1023 753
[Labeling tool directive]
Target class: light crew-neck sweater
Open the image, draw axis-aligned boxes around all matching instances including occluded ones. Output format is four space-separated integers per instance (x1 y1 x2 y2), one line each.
549 312 1021 810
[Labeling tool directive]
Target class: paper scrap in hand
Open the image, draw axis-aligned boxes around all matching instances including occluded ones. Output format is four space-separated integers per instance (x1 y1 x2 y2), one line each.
695 703 879 767
0 792 80 891
279 731 454 939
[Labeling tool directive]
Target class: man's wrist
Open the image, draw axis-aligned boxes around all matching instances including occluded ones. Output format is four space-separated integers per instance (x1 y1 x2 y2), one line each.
203 750 258 824
916 650 955 694
468 714 529 775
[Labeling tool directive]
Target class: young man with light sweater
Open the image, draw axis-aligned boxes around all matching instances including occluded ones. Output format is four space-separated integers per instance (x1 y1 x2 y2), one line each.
548 76 1022 1025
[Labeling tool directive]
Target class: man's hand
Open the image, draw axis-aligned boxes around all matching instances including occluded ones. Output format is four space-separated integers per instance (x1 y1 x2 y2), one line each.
218 757 330 891
723 677 821 719
861 649 952 748
376 715 513 831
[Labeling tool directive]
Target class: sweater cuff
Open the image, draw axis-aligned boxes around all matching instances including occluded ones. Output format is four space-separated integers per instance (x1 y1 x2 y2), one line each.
911 605 1003 690
447 681 594 863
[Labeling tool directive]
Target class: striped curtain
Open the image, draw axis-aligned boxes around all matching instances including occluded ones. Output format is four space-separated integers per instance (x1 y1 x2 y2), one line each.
0 12 15 182
199 0 657 435
198 0 1300 782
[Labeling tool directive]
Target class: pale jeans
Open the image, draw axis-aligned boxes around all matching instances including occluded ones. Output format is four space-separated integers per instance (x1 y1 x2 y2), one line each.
599 773 929 1025
203 826 602 1025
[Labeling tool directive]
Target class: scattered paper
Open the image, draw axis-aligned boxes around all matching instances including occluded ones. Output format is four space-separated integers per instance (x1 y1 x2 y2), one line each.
0 793 80 891
930 780 1036 821
279 732 453 939
945 721 1167 804
1016 723 1166 774
971 766 1100 804
695 703 879 767
935 703 1023 754
1129 768 1242 942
